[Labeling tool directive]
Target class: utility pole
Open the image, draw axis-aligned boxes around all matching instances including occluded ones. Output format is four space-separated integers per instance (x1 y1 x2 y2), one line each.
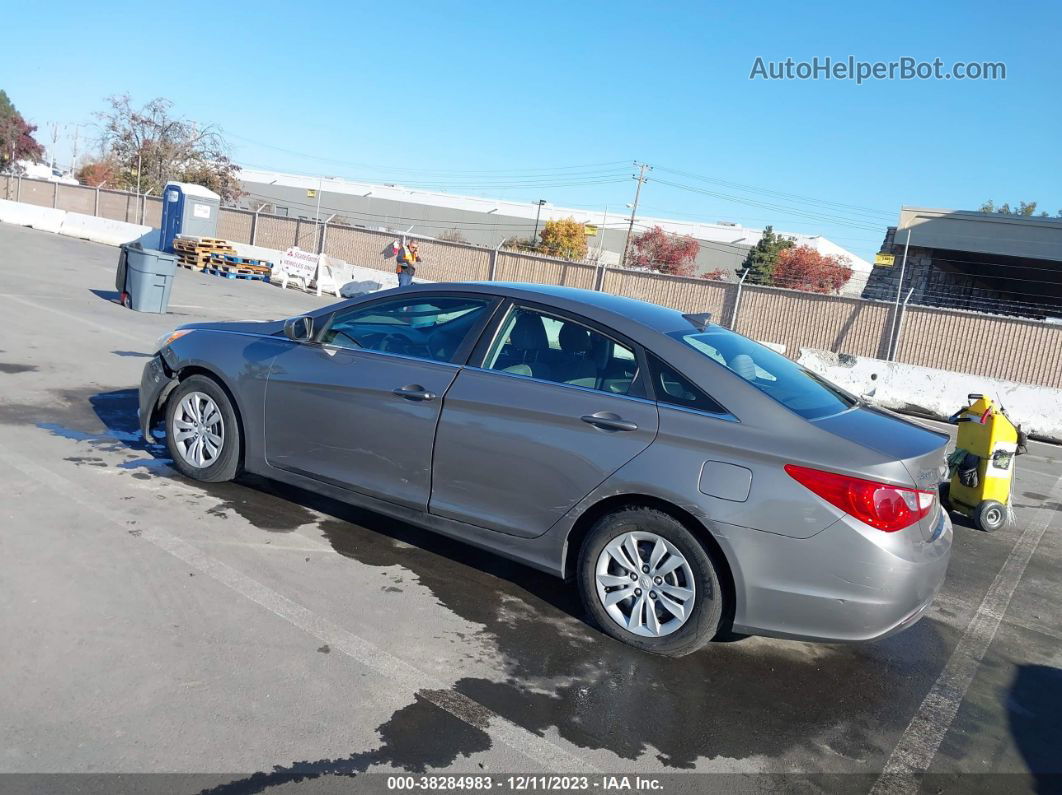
531 199 547 247
49 122 60 169
70 125 80 174
621 162 651 268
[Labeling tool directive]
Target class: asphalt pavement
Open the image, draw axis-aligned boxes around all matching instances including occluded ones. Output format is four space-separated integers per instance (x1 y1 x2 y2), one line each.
0 222 1060 792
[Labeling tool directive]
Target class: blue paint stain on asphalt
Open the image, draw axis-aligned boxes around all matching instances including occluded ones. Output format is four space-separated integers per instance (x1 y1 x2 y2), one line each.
117 457 173 471
36 423 101 442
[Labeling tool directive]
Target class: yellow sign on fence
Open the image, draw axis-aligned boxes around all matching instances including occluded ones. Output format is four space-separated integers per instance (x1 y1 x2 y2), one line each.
585 225 598 236
306 189 317 198
875 252 895 266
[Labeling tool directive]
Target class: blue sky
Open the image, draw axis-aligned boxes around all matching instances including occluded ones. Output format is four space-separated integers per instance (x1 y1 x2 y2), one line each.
3 0 1060 257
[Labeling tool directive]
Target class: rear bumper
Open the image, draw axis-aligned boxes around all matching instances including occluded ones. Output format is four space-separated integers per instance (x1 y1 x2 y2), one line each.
719 509 952 643
138 355 176 439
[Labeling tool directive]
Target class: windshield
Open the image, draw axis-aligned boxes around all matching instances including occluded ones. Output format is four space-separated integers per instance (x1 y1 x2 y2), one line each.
668 327 856 419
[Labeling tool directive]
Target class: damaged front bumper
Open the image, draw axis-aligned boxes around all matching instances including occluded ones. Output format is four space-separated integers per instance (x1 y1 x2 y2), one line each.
138 354 177 439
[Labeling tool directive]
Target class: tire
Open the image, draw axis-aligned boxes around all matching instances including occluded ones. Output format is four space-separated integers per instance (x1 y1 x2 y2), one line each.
973 499 1007 533
577 507 723 657
164 374 241 483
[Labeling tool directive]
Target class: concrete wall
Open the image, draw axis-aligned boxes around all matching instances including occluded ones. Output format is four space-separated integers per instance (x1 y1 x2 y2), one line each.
798 348 1062 443
0 199 152 247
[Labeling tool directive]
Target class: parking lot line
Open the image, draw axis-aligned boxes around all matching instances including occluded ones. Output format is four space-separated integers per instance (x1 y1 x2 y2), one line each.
872 472 1062 794
0 293 144 343
0 447 600 774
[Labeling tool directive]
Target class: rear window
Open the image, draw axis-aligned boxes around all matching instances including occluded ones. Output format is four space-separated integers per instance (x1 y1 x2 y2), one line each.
668 327 856 419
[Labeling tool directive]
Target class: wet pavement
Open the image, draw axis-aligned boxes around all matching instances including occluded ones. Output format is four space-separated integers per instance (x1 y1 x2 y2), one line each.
1 223 1060 790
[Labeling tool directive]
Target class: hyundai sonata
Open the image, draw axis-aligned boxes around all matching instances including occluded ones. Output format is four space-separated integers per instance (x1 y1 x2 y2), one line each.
139 283 951 656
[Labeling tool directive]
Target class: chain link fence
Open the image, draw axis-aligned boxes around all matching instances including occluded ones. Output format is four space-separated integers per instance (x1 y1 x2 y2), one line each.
3 173 1060 388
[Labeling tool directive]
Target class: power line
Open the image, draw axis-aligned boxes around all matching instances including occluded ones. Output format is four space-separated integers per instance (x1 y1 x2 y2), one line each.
653 165 895 220
229 134 631 177
651 177 885 232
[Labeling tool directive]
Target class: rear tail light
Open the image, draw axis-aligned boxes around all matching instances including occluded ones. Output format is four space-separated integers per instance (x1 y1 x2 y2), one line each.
784 464 935 532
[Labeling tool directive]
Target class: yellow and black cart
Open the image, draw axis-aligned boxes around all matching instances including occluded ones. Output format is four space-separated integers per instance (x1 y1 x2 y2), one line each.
942 394 1024 532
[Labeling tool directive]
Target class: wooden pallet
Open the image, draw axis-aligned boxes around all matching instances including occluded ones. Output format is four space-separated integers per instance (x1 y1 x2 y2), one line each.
175 235 230 247
220 254 271 270
174 236 235 257
177 252 210 268
204 267 268 281
221 261 270 275
175 244 235 257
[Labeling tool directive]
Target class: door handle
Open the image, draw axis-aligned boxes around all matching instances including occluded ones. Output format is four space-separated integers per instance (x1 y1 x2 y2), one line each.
392 384 437 401
581 412 638 432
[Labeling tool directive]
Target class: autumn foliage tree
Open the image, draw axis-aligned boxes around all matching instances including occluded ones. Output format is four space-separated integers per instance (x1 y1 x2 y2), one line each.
739 225 793 285
0 90 44 172
75 158 119 187
770 245 852 294
628 225 700 276
538 217 588 260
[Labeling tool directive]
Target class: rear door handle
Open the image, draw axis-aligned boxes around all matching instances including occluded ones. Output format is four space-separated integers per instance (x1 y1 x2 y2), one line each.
581 412 638 432
392 384 437 401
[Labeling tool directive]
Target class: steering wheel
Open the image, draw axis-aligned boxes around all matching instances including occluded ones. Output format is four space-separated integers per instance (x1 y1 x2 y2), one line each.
332 329 363 348
426 328 452 361
380 333 413 355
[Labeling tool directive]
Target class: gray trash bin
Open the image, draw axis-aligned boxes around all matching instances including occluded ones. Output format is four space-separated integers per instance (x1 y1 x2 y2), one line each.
116 244 178 313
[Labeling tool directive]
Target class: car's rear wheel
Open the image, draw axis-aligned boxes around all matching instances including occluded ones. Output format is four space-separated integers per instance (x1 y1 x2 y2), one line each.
165 375 241 483
577 507 723 656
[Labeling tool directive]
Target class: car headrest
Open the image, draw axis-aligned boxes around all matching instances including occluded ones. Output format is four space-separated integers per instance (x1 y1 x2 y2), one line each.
509 312 549 350
558 323 592 354
590 334 611 369
730 353 757 381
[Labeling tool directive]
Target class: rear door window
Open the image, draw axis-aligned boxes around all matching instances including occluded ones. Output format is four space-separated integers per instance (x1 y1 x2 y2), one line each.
483 306 639 396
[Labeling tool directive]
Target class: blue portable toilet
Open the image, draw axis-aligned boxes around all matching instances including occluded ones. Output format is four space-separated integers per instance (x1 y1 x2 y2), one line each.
159 182 222 252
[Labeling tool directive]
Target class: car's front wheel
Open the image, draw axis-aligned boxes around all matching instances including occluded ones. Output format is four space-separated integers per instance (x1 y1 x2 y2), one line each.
578 507 723 656
165 374 241 483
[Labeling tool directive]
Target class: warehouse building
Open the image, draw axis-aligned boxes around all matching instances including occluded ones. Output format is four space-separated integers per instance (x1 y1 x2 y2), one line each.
862 207 1062 320
237 169 874 295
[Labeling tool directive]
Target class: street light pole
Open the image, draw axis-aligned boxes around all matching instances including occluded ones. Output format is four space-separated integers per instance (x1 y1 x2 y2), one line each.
888 227 913 360
531 199 547 248
621 162 651 268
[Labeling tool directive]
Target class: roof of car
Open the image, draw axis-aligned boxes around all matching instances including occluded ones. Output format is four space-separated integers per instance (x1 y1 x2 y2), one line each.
423 281 696 335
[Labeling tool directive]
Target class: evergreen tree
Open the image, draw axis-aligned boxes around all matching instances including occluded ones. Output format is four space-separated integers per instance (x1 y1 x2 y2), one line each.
739 225 793 285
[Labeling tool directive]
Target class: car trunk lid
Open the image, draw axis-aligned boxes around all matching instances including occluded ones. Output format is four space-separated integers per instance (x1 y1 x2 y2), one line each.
813 405 950 540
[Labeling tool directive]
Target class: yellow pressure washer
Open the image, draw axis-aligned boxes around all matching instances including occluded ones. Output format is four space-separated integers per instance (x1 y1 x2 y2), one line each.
941 394 1027 533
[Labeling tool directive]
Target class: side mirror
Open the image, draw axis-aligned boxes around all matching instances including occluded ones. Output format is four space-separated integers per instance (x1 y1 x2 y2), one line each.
283 316 314 343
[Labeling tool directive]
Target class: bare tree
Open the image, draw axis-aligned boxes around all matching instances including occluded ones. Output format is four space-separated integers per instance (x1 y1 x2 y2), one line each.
95 95 241 201
438 228 468 243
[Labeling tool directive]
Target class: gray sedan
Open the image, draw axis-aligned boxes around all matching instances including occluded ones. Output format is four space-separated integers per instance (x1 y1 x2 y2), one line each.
139 282 952 656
